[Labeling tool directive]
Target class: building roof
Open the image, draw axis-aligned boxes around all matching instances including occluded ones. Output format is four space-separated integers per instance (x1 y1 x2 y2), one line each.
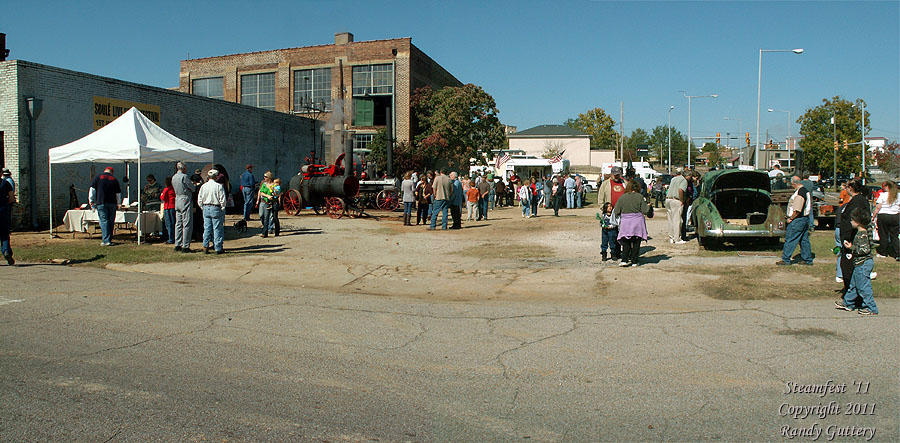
508 125 590 138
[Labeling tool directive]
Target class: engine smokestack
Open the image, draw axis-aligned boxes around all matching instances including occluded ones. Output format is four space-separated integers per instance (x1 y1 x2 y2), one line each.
385 106 393 178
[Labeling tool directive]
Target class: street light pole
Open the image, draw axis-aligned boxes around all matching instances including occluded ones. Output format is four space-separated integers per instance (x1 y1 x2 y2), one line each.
724 116 742 163
832 111 837 187
860 100 866 183
681 91 717 169
667 105 674 174
755 48 803 170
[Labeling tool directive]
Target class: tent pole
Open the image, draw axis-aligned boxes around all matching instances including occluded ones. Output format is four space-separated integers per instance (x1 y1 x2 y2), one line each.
48 162 53 238
137 158 141 245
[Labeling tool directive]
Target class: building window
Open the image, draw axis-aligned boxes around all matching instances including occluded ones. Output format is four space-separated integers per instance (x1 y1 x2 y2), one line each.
352 64 393 96
192 77 224 100
354 134 374 150
240 72 276 110
294 68 332 111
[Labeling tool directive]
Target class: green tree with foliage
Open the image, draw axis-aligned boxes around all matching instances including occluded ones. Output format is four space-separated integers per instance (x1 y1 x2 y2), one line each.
798 96 870 176
367 128 428 173
564 107 618 150
648 125 689 168
411 84 506 170
623 128 651 161
702 142 723 166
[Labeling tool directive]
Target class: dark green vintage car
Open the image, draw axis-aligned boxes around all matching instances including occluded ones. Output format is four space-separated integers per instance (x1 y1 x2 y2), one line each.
689 169 786 248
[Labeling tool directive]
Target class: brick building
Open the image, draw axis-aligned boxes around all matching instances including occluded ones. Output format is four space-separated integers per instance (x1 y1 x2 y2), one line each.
1 60 317 228
178 32 462 162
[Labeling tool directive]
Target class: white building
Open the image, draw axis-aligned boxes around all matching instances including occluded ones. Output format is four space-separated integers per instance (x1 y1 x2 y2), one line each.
507 124 614 167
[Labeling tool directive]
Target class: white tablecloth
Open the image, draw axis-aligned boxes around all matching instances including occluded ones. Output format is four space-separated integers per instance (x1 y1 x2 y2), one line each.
63 209 162 235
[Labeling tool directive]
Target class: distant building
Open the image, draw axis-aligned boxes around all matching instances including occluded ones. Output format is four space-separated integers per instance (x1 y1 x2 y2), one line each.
178 32 462 162
506 124 613 167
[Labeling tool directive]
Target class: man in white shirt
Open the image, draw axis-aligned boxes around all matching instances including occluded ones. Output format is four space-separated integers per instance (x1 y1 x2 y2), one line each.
198 169 227 254
778 175 813 266
768 163 785 178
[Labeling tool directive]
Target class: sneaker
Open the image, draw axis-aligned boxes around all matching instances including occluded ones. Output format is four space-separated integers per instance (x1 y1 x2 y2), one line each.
835 277 843 283
875 254 887 258
630 262 639 267
174 246 182 252
858 309 877 316
834 301 853 311
870 272 877 280
674 240 688 244
100 242 109 246
776 261 791 266
619 261 630 267
3 254 13 266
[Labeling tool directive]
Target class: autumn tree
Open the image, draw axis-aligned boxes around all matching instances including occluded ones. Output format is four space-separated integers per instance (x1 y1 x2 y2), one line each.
564 107 618 150
797 96 871 177
411 84 506 170
874 141 900 177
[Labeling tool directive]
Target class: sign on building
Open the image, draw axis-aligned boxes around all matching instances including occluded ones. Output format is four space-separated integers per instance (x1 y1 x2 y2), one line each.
93 96 160 130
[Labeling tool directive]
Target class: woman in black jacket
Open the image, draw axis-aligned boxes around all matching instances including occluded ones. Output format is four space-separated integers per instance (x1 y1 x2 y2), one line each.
838 180 870 296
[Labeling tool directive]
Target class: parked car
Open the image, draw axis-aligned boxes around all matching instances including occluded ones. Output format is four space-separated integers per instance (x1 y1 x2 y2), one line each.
690 169 786 248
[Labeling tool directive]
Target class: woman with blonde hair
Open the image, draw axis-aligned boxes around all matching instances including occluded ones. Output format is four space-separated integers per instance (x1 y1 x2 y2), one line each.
873 180 899 260
257 171 275 237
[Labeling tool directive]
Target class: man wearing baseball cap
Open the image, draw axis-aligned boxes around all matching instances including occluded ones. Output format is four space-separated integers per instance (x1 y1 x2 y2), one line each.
0 168 15 265
89 167 122 246
240 164 257 222
2 168 14 192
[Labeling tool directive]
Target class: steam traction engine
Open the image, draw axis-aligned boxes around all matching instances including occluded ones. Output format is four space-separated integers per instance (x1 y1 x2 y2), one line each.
283 149 360 219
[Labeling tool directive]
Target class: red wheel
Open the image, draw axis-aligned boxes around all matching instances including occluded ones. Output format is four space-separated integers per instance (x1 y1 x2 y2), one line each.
282 189 302 216
325 197 345 219
376 190 400 211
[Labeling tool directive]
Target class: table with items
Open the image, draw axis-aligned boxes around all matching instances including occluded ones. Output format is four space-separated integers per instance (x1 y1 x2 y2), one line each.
62 208 162 237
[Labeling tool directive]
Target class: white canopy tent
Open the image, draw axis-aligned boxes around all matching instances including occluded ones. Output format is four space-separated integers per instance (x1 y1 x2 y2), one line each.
48 107 214 243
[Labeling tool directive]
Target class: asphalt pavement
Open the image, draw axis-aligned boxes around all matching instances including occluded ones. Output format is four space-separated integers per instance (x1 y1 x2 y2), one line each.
1 264 897 441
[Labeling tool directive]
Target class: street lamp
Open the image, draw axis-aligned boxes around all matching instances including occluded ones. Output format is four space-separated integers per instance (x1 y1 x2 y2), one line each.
680 91 718 169
25 97 43 230
755 48 803 169
768 108 792 170
667 105 675 174
852 101 867 182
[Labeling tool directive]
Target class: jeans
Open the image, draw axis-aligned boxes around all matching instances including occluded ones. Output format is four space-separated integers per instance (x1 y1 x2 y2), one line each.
781 217 813 264
842 258 877 313
96 203 117 244
0 205 11 257
417 203 430 224
430 199 449 230
466 201 477 220
835 227 842 279
259 203 273 235
521 200 531 217
404 202 414 215
576 190 583 208
601 228 618 253
489 189 495 209
566 188 575 208
242 188 254 221
164 208 176 244
544 190 552 208
479 196 490 220
202 205 225 252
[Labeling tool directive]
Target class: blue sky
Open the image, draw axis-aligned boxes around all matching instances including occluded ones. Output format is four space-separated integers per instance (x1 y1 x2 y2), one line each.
4 1 898 143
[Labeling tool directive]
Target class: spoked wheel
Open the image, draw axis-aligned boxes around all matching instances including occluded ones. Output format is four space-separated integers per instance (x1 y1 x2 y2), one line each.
282 189 303 216
325 197 345 219
346 199 364 219
376 190 400 211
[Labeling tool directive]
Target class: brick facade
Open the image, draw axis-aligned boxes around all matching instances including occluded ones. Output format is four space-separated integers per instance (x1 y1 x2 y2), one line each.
178 33 462 162
0 60 318 228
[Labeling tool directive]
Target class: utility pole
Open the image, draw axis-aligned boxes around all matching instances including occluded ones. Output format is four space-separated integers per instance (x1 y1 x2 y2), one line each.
619 101 624 168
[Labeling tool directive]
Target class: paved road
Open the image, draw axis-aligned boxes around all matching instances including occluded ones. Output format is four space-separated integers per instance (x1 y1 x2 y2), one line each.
1 265 897 441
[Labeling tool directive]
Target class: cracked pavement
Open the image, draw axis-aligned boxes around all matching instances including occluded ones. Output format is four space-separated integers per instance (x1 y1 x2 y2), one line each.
2 208 898 441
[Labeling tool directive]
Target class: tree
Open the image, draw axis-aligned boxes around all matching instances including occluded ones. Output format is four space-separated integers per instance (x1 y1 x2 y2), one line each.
411 84 506 170
368 128 428 173
874 141 900 177
702 142 723 166
623 128 651 161
648 125 689 168
564 107 618 149
797 96 870 177
541 140 566 159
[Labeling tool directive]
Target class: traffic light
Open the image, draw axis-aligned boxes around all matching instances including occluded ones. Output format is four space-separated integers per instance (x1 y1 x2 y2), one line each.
843 139 848 150
745 132 750 146
716 133 720 144
833 141 839 151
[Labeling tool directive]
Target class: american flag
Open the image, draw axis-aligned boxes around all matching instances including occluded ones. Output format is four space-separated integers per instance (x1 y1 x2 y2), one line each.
549 154 563 163
495 153 510 168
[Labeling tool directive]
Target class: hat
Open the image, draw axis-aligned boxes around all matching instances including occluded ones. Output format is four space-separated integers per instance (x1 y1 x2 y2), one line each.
246 164 253 170
1 168 10 175
610 166 623 174
207 169 219 178
682 168 691 176
104 167 114 173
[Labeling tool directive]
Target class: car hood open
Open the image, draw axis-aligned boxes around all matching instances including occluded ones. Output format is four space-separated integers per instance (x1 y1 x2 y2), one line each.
706 170 770 192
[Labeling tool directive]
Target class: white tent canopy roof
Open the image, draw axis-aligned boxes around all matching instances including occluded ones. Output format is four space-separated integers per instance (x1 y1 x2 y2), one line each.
49 107 213 164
